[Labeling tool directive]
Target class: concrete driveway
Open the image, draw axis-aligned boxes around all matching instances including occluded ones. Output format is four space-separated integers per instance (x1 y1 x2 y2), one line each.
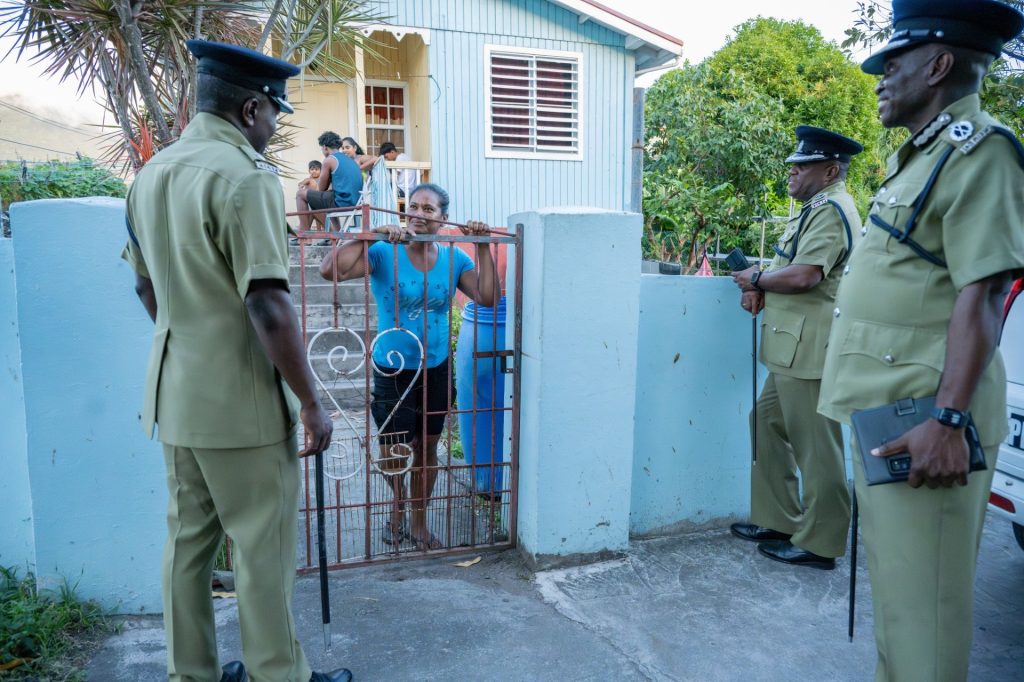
86 514 1023 681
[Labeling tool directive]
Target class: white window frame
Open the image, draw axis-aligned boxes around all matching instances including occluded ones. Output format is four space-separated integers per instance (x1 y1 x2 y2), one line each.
364 79 411 157
484 44 584 161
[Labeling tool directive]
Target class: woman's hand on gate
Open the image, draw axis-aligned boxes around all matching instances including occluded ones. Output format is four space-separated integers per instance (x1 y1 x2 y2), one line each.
459 220 491 236
374 223 415 243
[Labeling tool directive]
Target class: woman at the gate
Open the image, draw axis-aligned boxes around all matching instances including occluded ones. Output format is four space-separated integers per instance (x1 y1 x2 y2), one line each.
319 183 497 551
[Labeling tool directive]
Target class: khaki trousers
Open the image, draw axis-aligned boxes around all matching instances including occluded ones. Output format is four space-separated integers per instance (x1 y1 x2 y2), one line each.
162 438 312 682
853 436 997 682
750 372 850 557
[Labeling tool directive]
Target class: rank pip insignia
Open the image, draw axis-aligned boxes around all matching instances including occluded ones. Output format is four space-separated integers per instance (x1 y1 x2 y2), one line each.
912 112 952 147
960 126 994 155
254 160 279 174
948 120 974 142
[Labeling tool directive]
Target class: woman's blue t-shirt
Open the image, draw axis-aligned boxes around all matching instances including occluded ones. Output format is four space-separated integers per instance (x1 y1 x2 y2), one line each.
368 241 474 369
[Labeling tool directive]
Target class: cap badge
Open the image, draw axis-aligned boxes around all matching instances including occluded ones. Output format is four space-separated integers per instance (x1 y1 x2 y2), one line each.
948 120 974 142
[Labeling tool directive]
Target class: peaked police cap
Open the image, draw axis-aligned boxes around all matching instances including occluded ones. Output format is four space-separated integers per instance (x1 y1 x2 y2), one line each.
187 40 300 114
861 0 1024 75
785 126 864 164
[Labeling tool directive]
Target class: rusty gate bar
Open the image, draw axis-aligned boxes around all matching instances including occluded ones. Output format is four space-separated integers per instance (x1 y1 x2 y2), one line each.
285 205 521 571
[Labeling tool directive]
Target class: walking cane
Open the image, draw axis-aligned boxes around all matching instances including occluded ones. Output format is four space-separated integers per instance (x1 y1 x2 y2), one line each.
315 451 332 651
752 215 768 465
848 488 858 642
751 316 757 464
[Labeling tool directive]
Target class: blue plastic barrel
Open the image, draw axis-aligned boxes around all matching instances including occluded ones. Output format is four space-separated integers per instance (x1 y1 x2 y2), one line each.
455 297 507 496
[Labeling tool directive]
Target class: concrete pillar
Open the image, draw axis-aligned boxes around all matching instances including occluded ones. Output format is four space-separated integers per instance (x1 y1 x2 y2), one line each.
0 237 34 569
11 198 164 612
511 208 641 567
629 275 755 536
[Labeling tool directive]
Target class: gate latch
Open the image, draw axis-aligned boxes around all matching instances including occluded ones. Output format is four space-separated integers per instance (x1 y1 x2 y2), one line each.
473 349 515 374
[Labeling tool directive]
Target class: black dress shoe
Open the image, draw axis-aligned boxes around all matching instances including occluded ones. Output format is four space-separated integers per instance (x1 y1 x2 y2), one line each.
757 540 836 570
220 661 248 682
311 669 354 682
730 522 792 542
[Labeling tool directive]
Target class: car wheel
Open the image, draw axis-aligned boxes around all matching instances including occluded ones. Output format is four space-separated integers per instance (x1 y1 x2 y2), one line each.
1014 523 1024 552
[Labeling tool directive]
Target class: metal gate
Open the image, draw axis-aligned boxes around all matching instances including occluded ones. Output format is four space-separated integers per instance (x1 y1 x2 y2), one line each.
288 205 522 570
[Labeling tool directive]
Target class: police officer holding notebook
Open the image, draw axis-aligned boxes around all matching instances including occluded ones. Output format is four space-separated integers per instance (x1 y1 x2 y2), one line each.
730 126 862 571
817 1 1024 678
123 40 351 682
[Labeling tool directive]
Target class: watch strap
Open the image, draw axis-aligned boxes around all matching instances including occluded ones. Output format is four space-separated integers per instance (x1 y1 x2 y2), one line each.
931 406 968 428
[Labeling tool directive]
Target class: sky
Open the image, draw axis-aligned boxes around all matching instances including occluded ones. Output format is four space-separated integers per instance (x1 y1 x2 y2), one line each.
0 0 872 126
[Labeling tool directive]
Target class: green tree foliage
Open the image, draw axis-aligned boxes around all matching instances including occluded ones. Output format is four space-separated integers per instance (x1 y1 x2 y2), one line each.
643 18 886 266
843 0 1024 133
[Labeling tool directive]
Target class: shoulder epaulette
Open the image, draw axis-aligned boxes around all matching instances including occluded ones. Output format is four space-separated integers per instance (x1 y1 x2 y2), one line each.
254 160 279 174
958 125 993 155
809 196 829 210
957 124 1024 169
237 144 280 174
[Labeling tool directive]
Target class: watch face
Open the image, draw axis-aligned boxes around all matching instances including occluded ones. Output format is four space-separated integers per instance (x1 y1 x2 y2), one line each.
933 407 966 427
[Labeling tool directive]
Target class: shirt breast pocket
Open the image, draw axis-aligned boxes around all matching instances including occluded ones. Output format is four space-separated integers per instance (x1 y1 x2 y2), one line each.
870 181 928 251
761 308 805 368
835 321 946 400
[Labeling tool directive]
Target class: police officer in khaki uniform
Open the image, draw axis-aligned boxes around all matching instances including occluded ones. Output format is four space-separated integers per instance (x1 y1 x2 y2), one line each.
817 1 1024 679
730 127 863 570
123 40 352 682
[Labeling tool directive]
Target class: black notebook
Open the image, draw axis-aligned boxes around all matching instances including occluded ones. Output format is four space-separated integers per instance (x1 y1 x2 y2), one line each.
850 396 987 485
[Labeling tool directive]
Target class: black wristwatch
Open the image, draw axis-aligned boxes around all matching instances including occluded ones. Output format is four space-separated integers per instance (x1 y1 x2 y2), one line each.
931 406 968 429
750 270 763 291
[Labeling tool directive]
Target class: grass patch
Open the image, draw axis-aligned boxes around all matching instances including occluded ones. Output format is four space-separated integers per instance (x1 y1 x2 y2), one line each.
0 566 110 681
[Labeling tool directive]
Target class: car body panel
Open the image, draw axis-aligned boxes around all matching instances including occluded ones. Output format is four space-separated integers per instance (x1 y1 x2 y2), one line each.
989 281 1024 543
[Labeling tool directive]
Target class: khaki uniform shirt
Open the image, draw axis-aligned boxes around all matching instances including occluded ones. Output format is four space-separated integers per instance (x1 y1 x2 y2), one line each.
122 113 299 448
819 95 1024 445
760 181 861 380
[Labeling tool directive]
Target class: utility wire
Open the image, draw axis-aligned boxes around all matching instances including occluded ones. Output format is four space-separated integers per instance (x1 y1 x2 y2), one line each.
0 100 97 134
0 137 82 156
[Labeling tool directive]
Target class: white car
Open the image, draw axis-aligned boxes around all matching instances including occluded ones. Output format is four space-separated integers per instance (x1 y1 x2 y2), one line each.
989 279 1024 552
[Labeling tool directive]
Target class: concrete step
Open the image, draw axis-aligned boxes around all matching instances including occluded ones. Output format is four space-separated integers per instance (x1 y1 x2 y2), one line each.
318 384 370 411
288 261 365 284
288 243 336 266
291 281 371 306
298 304 374 333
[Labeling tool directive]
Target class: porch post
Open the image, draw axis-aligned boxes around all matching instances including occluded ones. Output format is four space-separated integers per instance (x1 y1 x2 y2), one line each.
510 208 641 568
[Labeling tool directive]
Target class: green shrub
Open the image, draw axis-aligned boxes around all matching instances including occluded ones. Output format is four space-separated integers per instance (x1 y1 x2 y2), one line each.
0 159 127 215
0 566 108 680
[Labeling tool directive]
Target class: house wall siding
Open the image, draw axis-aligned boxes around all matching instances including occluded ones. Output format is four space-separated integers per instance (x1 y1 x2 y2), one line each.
382 0 634 225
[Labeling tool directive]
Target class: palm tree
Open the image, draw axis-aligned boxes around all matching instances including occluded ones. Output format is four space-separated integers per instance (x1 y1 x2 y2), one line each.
0 0 379 171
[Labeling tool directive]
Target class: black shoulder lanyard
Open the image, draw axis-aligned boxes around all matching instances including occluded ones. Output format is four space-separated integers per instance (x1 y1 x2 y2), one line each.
773 200 854 268
125 215 141 248
869 144 955 268
870 129 1024 269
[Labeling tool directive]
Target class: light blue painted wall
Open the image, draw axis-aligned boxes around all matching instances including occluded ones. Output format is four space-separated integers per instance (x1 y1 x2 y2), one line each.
382 0 634 226
630 275 761 535
514 208 640 561
0 237 35 570
10 198 164 612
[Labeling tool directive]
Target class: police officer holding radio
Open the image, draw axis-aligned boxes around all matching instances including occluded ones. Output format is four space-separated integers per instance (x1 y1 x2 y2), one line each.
731 126 863 570
817 1 1024 678
123 41 351 682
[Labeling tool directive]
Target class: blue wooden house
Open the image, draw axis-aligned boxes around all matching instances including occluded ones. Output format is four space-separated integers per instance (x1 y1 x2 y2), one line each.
282 0 683 224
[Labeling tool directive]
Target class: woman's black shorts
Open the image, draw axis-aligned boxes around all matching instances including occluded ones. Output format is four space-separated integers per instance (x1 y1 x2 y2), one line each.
371 362 453 443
